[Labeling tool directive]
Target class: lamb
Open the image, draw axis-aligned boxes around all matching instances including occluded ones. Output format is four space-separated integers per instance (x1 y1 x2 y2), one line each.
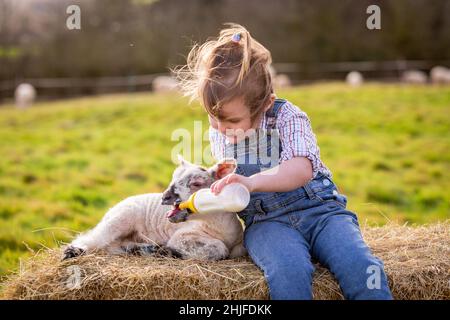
152 76 179 92
346 71 364 87
401 70 428 84
62 156 246 261
14 83 36 108
430 66 450 84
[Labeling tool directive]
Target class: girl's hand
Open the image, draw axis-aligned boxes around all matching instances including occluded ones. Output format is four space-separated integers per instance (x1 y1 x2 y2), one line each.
210 173 254 195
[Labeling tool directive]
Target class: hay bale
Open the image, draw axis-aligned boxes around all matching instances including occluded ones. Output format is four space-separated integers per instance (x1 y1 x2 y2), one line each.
1 223 449 300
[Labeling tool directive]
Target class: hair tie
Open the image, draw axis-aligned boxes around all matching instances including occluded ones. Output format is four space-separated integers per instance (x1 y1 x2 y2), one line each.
231 33 241 43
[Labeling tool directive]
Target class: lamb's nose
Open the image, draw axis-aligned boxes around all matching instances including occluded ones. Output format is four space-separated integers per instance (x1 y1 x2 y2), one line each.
161 192 173 203
161 187 177 204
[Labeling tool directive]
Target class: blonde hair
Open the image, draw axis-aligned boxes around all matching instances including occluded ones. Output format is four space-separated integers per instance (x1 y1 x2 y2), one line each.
173 23 273 123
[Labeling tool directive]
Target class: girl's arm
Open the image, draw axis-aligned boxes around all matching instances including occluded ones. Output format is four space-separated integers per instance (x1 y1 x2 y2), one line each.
211 156 313 194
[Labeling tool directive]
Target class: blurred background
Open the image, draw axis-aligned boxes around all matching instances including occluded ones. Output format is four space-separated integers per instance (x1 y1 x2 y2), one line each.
0 0 449 278
1 0 450 100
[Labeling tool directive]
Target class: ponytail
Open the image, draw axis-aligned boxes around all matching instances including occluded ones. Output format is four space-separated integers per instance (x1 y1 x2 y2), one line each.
174 23 273 121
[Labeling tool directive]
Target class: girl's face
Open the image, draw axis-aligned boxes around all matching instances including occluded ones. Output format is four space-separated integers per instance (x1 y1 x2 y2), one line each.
208 95 274 144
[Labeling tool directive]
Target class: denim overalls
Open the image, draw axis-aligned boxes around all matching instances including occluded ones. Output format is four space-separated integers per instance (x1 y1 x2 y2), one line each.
224 99 393 300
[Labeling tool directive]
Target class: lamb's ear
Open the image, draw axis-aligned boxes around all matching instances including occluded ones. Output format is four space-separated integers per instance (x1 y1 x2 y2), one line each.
208 158 237 180
177 154 191 166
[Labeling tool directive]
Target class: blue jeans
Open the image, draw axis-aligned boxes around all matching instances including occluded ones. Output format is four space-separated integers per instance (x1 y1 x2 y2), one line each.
238 173 393 300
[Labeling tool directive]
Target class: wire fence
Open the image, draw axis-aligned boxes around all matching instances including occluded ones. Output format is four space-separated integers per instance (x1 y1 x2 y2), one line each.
1 60 449 102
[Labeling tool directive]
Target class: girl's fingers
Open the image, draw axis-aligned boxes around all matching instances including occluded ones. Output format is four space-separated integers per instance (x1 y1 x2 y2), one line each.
215 178 228 194
225 174 234 183
219 179 228 191
211 174 241 195
219 175 237 193
211 180 222 194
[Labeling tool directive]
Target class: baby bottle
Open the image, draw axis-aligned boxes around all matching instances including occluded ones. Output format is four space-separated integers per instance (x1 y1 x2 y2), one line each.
178 183 250 214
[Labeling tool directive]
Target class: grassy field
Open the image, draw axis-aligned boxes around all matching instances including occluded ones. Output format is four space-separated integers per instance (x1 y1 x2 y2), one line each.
0 83 449 279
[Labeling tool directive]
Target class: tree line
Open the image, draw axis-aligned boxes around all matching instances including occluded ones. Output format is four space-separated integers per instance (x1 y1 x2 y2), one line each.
1 0 449 83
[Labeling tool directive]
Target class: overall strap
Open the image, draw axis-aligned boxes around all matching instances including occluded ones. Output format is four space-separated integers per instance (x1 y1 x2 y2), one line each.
265 98 286 130
264 98 285 161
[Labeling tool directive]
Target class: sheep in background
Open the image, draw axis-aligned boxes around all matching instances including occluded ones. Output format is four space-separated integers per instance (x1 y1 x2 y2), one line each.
62 156 246 261
269 65 292 89
14 83 36 108
273 74 292 89
346 71 364 87
401 70 428 84
430 66 450 84
152 76 179 93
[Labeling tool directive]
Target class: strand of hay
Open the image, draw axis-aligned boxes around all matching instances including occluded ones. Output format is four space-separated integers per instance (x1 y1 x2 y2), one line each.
1 222 449 300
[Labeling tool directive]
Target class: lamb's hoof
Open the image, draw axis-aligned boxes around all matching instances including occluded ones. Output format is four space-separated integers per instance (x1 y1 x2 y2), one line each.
62 246 85 260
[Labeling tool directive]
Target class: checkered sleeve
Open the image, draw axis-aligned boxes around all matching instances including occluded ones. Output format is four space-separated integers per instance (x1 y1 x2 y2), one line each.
277 102 322 176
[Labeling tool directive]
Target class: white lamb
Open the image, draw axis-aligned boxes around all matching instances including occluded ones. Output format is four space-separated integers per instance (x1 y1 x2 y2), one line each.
430 66 450 84
63 156 246 261
14 83 36 108
346 71 364 87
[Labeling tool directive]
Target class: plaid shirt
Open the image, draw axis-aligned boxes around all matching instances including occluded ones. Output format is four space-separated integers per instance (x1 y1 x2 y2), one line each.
208 99 332 178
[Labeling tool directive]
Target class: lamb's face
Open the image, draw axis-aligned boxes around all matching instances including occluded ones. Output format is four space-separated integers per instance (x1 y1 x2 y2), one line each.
162 155 237 223
163 163 214 205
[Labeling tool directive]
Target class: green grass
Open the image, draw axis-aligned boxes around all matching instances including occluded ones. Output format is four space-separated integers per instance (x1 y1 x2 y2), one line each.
0 83 449 280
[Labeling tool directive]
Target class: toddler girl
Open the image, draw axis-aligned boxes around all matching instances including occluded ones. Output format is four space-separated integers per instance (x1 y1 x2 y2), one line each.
175 23 392 300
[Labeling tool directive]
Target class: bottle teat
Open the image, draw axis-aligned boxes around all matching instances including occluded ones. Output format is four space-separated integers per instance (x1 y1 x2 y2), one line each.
178 193 198 213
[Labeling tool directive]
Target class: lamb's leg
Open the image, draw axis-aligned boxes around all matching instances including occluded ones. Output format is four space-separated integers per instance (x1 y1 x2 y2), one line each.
229 242 247 258
62 199 141 260
166 231 229 261
122 243 182 258
63 222 129 260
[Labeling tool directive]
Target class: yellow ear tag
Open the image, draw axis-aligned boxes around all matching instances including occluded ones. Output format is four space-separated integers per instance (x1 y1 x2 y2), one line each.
178 192 198 213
